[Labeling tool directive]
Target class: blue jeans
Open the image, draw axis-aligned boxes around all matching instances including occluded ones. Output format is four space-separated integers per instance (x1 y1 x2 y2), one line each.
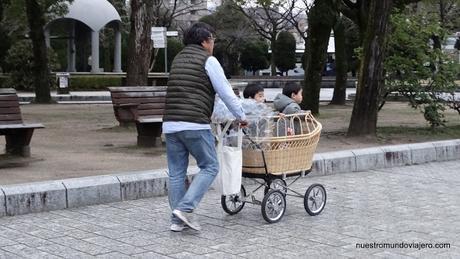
165 130 219 224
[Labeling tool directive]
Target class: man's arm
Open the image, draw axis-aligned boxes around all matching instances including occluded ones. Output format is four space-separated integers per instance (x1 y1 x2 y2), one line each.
205 57 246 122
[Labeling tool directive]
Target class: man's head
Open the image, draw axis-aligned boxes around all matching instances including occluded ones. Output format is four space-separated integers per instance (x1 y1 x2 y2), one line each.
282 83 303 104
243 84 265 103
183 22 216 55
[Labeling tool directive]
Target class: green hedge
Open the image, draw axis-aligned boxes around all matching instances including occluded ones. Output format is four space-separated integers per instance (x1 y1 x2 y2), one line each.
69 76 123 90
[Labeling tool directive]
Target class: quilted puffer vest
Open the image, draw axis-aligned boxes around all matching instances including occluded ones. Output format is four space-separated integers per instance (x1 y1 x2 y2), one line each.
163 44 215 124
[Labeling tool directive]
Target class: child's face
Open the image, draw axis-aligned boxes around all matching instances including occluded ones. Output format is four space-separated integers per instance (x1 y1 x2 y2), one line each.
291 89 303 104
253 91 265 103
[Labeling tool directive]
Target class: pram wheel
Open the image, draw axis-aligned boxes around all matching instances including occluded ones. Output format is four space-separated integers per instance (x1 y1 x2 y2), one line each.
304 184 326 216
264 179 287 196
261 190 286 223
221 185 246 215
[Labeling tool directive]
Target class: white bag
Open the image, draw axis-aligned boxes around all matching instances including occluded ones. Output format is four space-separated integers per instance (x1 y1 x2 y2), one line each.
213 123 243 195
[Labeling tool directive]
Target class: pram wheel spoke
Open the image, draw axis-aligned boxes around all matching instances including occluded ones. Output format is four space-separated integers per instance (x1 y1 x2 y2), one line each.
261 190 286 223
221 185 246 215
264 179 287 196
304 184 327 216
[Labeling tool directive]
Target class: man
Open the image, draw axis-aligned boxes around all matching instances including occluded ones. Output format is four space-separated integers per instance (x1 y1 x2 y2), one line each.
162 22 247 232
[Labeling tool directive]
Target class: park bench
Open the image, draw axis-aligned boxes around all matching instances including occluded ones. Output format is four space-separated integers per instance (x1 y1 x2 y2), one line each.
108 86 167 147
108 86 242 147
0 88 44 157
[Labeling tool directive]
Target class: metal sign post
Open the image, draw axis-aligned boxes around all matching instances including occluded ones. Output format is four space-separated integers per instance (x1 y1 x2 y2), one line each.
151 27 167 73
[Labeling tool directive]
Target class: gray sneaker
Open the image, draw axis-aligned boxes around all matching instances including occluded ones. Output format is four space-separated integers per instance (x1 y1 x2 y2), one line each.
170 223 186 232
172 209 201 231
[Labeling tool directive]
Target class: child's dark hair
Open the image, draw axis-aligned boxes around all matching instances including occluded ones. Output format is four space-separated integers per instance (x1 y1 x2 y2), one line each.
282 83 302 98
243 84 264 98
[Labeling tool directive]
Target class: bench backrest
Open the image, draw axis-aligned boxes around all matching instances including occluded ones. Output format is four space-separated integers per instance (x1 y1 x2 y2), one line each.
0 88 23 125
108 86 167 122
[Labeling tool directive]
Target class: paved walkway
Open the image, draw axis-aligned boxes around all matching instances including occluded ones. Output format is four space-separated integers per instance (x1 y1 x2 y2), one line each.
0 160 459 258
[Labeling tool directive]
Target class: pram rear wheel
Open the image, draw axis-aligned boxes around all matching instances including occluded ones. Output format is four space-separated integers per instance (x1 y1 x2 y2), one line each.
264 179 287 196
221 185 246 215
261 190 286 223
304 184 326 216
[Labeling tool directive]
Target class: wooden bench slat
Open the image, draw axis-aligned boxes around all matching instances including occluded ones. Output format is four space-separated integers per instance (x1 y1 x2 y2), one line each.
108 86 167 92
0 120 23 125
137 110 164 116
112 92 166 98
112 97 166 104
0 95 19 101
0 107 20 114
0 101 20 108
137 103 165 110
0 114 22 122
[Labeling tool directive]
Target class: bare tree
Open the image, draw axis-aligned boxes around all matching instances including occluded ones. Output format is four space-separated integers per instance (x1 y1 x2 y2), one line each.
231 0 296 75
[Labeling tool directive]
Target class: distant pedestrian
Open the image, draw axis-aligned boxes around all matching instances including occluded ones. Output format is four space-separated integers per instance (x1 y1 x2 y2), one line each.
162 22 247 232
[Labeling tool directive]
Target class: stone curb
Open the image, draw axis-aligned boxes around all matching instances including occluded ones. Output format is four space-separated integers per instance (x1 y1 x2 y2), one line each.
0 139 459 217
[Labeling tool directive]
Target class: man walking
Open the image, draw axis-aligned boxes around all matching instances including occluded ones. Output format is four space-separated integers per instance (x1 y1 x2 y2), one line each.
162 22 247 232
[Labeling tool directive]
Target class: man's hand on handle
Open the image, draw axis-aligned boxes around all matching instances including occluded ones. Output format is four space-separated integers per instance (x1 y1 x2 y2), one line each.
238 120 248 128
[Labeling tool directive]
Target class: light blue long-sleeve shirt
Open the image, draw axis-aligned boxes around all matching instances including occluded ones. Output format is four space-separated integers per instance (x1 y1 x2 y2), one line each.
162 56 246 134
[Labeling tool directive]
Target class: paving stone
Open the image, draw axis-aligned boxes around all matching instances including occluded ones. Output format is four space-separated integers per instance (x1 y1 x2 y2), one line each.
1 181 66 216
117 170 169 200
63 175 121 208
2 244 62 258
0 160 457 258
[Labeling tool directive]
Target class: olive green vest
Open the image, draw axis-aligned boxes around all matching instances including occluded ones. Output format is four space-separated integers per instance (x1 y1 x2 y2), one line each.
163 44 215 124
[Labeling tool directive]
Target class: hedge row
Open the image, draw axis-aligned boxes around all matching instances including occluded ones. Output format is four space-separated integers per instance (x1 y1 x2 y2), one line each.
0 75 170 91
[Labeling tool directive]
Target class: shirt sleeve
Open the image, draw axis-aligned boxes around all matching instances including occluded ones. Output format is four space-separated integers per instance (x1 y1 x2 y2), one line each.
205 56 246 121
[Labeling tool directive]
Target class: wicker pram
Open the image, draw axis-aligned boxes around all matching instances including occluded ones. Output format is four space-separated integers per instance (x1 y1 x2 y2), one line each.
242 111 322 175
216 111 326 224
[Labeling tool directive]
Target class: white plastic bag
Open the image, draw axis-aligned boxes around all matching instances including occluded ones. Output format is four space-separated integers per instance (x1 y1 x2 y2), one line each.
213 122 242 196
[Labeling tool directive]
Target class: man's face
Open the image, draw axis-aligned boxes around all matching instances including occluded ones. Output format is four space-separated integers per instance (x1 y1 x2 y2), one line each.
253 91 265 103
202 34 215 55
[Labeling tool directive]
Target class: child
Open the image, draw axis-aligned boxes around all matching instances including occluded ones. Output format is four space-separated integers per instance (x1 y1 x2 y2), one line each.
241 84 275 139
273 83 303 114
273 83 303 135
243 84 265 103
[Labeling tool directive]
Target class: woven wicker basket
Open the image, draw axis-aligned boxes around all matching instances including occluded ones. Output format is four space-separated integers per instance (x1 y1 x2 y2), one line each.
242 112 322 175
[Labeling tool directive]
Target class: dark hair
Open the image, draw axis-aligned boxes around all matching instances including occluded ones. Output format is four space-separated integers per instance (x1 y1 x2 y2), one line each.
282 83 302 98
183 22 215 45
243 84 264 98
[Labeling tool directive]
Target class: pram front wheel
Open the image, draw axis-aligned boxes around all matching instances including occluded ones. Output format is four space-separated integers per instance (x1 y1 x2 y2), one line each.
221 185 246 215
304 184 326 216
264 179 287 196
261 190 286 223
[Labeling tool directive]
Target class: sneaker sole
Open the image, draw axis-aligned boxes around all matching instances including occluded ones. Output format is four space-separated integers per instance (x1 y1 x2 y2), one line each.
173 210 201 231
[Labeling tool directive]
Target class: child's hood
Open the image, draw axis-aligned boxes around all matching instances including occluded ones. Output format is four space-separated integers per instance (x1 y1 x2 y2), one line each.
273 93 295 112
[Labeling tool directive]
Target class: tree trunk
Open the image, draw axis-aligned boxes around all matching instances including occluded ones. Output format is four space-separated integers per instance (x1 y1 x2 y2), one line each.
270 38 277 76
126 0 153 86
25 0 52 103
330 16 347 105
347 0 393 137
301 0 337 114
